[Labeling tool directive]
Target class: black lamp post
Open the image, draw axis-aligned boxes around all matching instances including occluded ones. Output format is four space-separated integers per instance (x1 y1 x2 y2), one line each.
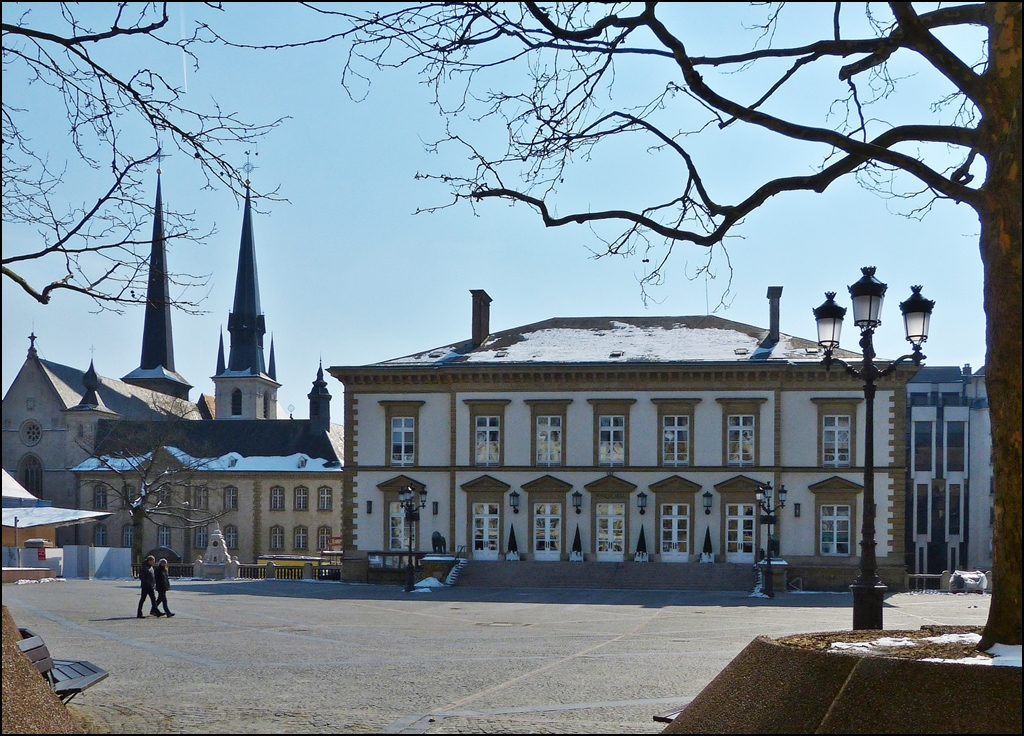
755 482 787 599
814 267 934 629
398 484 428 593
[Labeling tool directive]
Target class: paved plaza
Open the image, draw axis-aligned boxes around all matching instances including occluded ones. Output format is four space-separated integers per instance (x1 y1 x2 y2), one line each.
4 579 991 734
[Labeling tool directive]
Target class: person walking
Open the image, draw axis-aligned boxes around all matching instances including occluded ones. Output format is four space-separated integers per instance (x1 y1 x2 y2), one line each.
137 555 161 618
154 558 175 618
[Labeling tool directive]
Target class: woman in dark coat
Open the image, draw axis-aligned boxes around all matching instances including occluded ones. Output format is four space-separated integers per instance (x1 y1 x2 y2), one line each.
154 558 175 617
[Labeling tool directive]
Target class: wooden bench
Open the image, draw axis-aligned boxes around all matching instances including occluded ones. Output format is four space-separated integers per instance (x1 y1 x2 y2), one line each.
17 628 109 703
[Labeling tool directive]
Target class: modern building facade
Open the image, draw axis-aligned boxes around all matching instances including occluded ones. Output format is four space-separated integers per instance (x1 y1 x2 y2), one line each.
906 365 992 575
331 288 915 590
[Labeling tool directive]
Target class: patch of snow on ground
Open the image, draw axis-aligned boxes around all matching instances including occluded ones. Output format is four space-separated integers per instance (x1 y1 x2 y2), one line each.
831 637 919 651
415 577 445 588
14 577 64 585
924 633 981 645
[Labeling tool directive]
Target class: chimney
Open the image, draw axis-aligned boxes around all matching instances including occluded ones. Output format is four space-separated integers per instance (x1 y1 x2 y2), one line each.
963 363 972 377
766 286 783 343
471 290 492 348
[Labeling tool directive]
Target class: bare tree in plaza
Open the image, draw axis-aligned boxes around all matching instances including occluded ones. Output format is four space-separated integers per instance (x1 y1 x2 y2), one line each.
79 420 225 564
232 2 1019 648
2 2 281 309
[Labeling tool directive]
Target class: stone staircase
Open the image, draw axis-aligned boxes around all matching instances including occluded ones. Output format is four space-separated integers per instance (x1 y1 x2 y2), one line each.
454 560 756 591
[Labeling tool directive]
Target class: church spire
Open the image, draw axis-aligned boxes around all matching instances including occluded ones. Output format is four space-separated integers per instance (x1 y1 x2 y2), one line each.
307 360 332 432
122 169 191 400
268 336 277 381
225 184 267 376
139 172 175 372
216 329 226 375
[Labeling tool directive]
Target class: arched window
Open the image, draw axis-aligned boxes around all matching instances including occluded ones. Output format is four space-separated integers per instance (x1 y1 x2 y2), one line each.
158 525 171 547
194 526 208 549
293 525 308 550
270 486 285 510
224 524 238 550
318 486 333 511
294 487 309 511
269 525 284 550
121 524 134 549
19 455 43 497
93 523 107 547
223 486 239 511
263 392 270 419
231 388 243 416
93 485 108 510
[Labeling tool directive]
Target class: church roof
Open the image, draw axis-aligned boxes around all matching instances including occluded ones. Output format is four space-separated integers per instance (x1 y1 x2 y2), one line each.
38 359 202 420
90 418 343 468
366 315 861 369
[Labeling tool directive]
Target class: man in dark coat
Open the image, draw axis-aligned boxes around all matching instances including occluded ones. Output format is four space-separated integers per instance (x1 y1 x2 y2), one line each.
154 558 175 617
137 555 161 618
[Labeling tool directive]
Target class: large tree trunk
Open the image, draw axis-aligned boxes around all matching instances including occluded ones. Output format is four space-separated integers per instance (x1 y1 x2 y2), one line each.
978 1 1022 651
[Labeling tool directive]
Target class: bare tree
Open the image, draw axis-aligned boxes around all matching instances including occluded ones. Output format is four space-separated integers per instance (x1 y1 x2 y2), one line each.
78 421 226 563
225 2 1019 648
2 2 282 310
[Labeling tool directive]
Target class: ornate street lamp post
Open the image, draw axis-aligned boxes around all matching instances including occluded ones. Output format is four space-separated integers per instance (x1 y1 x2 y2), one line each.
399 485 428 593
814 267 934 629
755 482 787 599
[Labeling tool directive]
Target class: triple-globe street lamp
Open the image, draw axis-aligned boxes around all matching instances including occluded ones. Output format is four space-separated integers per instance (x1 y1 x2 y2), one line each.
398 485 428 593
813 266 934 630
755 482 787 599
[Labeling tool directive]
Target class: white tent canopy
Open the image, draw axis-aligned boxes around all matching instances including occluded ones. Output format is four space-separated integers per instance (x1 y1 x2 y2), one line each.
3 507 111 529
2 468 37 502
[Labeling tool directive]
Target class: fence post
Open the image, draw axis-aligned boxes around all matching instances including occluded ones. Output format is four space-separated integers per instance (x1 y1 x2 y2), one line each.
266 561 276 580
303 562 313 580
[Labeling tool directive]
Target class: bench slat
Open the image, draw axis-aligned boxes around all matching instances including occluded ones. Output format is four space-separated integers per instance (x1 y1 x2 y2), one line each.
16 629 108 703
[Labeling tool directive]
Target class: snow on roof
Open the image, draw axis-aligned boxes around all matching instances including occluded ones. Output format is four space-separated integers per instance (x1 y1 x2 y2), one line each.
3 469 37 501
72 446 341 474
375 316 846 368
2 507 111 529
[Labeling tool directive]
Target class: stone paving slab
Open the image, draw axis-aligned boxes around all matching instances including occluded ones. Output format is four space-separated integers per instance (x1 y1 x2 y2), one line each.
3 579 991 734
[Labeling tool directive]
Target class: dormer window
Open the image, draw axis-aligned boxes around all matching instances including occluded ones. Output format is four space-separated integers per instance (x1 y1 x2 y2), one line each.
609 350 624 358
228 456 238 468
298 457 308 468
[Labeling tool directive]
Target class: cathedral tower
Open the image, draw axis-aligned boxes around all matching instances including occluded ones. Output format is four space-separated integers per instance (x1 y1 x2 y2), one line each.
212 185 280 419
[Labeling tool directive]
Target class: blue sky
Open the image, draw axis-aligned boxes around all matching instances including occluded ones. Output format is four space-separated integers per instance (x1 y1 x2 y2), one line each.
2 3 987 416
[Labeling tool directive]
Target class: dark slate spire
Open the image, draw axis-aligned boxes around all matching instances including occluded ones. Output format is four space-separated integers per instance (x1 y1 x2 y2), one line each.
216 330 226 375
226 185 267 375
139 173 175 372
121 172 192 400
307 360 332 432
79 360 101 407
268 336 277 381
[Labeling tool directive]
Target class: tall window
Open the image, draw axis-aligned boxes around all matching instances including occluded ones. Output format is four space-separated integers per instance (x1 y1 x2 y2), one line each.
270 486 285 510
598 415 626 466
536 416 563 466
389 502 409 550
916 483 929 535
158 525 171 547
223 486 239 511
727 415 755 466
269 525 284 550
914 421 933 472
231 388 243 416
949 484 962 536
193 487 209 511
662 416 690 467
820 505 851 555
93 523 107 547
293 525 308 550
263 392 270 419
294 486 309 511
474 416 501 466
121 524 133 549
19 455 43 496
946 421 965 472
93 485 108 510
391 417 416 466
224 524 238 550
317 526 333 551
660 503 690 555
318 486 333 511
194 525 208 549
822 415 852 467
